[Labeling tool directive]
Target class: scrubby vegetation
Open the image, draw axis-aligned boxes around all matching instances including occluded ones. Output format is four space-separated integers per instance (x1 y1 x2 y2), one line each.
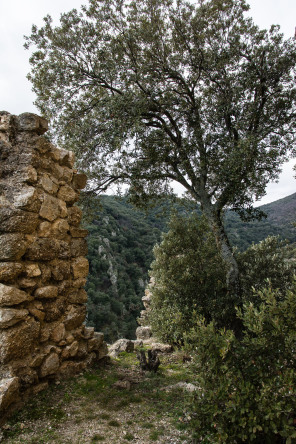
147 213 296 443
85 194 296 342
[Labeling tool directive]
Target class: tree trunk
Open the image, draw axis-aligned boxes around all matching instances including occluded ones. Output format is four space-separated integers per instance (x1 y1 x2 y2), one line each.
202 202 240 297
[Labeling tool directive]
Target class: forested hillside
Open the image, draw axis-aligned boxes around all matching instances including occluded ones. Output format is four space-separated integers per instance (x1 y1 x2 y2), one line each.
85 194 296 342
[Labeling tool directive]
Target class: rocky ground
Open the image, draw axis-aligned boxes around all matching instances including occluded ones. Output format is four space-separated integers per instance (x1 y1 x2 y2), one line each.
0 347 197 444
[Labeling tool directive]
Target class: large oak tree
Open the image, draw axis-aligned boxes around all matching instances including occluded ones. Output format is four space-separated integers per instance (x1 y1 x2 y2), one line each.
26 0 296 293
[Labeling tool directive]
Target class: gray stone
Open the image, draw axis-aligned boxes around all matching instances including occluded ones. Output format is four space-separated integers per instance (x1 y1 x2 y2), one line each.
136 326 152 340
0 233 28 260
109 339 134 358
0 308 29 328
39 353 60 377
0 377 19 413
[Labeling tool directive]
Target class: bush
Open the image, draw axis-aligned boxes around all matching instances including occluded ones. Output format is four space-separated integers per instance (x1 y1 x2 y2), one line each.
238 236 296 303
148 213 232 343
185 282 296 443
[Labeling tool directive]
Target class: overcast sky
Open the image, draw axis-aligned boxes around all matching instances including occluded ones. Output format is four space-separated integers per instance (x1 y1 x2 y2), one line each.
0 0 295 205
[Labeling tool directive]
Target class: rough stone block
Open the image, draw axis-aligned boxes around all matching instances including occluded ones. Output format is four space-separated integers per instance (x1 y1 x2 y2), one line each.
25 238 59 261
71 257 89 279
72 173 87 190
0 208 39 234
0 308 29 328
57 185 77 204
0 318 40 364
17 113 48 135
0 377 19 413
0 284 32 307
0 233 29 261
39 353 59 377
64 305 86 330
0 263 24 282
35 286 58 299
39 194 62 222
67 206 82 226
71 239 88 257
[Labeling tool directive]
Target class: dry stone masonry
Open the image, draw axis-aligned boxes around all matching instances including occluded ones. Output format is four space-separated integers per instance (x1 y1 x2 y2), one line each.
0 112 107 423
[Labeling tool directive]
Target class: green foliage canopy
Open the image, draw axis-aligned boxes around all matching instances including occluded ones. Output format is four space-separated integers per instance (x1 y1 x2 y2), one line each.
26 0 296 289
148 213 231 343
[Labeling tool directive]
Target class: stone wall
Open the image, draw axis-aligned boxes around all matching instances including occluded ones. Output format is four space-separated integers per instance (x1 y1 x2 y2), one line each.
0 112 107 423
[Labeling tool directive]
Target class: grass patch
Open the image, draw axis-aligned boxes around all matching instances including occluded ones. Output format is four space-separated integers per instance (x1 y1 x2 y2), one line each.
108 419 121 427
123 432 135 440
91 434 106 442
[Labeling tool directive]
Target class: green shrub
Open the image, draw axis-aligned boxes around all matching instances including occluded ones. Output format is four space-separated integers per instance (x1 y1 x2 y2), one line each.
185 282 296 443
148 213 232 343
238 236 296 303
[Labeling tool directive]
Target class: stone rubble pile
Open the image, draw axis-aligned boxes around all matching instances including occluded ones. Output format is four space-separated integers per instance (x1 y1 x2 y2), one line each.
136 279 173 353
0 112 107 423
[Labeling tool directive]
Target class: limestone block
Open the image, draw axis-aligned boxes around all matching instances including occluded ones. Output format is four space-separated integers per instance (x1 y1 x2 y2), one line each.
67 206 82 226
0 262 24 282
0 233 29 260
64 305 86 330
51 324 66 343
51 219 70 238
50 260 71 281
83 326 95 339
25 264 41 277
136 326 152 340
0 377 19 413
57 184 77 204
38 221 52 237
40 174 59 195
39 194 61 222
35 286 58 299
39 353 59 378
0 284 32 307
0 308 29 328
72 173 87 190
25 238 59 261
0 318 40 364
58 361 86 378
13 187 40 212
0 208 39 233
17 113 48 135
71 257 89 279
68 289 87 304
71 239 88 257
61 340 79 359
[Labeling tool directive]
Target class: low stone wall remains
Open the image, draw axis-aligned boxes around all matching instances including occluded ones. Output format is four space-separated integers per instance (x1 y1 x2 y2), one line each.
0 112 107 423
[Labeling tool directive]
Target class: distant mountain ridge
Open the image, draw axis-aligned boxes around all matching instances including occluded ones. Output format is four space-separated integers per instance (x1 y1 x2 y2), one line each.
225 192 296 250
